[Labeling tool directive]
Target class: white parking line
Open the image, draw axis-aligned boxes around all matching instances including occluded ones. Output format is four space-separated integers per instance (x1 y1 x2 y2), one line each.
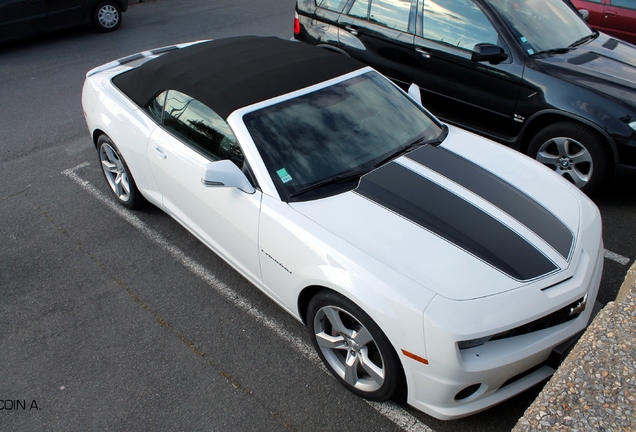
62 162 434 432
605 249 631 266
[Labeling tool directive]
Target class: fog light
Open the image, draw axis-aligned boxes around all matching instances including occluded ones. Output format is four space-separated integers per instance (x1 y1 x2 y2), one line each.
455 384 481 401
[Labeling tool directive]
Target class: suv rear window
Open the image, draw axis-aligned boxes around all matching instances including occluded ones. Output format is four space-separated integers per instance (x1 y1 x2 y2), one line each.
316 0 348 12
348 0 413 33
423 0 497 50
371 0 412 31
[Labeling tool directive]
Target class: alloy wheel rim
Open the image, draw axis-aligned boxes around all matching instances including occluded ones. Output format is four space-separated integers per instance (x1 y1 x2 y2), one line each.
534 136 593 189
100 144 131 202
313 306 385 392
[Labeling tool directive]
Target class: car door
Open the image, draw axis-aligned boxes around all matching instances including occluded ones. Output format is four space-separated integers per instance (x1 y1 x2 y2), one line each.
572 0 606 28
45 0 85 30
0 0 46 41
146 90 262 285
412 0 524 139
599 0 636 44
337 0 416 87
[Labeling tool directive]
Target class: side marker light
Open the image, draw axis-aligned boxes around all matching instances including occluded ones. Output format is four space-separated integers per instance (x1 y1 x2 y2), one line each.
402 349 429 365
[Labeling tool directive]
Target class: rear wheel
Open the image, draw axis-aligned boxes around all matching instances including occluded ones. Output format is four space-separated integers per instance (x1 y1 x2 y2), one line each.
93 1 122 32
527 121 609 195
97 134 144 209
307 290 405 401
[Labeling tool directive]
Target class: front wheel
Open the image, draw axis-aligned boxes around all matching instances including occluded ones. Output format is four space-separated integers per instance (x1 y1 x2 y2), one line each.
307 290 405 401
92 1 122 32
527 121 610 195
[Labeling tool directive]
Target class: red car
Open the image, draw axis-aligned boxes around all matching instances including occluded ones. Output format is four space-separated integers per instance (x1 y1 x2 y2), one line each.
571 0 636 44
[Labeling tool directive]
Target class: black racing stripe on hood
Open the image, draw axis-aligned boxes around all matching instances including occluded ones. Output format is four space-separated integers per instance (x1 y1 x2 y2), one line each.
406 145 574 259
355 162 558 281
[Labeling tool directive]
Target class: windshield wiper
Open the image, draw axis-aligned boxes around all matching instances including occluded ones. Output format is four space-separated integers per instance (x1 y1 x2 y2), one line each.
532 47 572 56
532 33 598 56
371 124 449 170
288 167 370 199
569 32 598 48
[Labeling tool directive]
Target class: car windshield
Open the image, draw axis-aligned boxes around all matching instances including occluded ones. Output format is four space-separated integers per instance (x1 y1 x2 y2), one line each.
486 0 594 55
244 71 444 201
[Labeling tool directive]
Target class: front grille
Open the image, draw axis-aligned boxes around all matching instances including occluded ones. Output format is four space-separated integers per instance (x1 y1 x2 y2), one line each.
458 296 586 349
490 296 586 341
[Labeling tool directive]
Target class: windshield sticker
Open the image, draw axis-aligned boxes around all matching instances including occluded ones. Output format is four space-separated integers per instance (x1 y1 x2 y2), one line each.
520 36 528 43
277 168 293 183
527 49 534 55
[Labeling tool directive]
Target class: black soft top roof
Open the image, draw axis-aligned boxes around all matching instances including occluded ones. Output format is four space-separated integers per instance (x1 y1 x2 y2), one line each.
112 36 365 119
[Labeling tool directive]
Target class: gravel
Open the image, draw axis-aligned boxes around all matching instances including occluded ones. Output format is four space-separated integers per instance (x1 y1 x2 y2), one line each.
513 265 636 431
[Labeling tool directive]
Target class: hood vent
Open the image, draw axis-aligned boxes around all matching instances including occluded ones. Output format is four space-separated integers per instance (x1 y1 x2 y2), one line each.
568 51 600 66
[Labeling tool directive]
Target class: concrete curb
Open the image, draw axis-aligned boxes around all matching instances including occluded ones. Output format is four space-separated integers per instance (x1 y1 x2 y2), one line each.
617 263 636 303
513 261 636 431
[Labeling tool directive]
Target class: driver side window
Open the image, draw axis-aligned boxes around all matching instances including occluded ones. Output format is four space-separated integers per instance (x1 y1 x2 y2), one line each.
149 90 245 167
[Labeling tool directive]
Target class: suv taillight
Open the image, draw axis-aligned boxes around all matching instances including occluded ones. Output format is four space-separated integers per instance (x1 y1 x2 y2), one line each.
293 12 300 35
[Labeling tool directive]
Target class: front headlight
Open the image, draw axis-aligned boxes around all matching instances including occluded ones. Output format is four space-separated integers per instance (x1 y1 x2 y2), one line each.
629 121 636 133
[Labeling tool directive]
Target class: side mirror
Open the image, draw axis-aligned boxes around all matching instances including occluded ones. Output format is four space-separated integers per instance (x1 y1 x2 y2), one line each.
407 83 422 106
201 159 255 194
471 43 508 64
578 9 589 21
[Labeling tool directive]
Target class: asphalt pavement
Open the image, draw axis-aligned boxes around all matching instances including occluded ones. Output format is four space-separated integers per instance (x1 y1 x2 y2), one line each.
1 1 635 431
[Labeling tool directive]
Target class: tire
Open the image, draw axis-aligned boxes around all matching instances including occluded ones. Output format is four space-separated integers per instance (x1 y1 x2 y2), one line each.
97 134 144 209
527 121 609 195
307 290 405 401
92 1 122 32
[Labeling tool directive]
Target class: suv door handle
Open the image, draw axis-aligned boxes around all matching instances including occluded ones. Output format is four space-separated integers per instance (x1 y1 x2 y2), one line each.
415 47 431 59
345 25 359 36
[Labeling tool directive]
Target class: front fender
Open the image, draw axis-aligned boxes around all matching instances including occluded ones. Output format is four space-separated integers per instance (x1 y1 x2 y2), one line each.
518 61 636 165
257 194 435 364
519 108 619 165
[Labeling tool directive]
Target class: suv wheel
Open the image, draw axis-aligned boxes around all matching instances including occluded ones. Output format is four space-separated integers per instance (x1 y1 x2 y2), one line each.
528 122 609 195
93 1 122 32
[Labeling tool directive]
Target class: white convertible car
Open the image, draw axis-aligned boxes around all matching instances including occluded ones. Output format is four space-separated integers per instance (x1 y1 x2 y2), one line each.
82 36 603 420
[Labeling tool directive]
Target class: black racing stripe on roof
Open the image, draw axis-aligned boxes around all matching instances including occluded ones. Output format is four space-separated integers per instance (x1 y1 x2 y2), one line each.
150 46 178 54
112 36 364 119
118 53 144 64
406 145 574 259
355 162 558 281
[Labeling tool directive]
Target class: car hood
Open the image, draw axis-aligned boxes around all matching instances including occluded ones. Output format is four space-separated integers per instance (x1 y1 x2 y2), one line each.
533 33 636 105
290 127 582 301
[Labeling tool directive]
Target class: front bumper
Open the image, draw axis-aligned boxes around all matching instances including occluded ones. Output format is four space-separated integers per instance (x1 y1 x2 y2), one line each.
404 241 604 420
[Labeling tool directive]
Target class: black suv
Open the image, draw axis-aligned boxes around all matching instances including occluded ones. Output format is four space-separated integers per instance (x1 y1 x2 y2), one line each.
0 0 129 42
294 0 636 194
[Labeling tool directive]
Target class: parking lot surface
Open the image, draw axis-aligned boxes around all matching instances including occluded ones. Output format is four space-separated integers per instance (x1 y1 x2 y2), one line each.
2 1 635 430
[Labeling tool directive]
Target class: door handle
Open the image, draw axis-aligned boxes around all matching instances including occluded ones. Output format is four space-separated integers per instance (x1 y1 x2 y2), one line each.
152 145 167 159
415 47 431 59
345 25 359 36
604 10 617 18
